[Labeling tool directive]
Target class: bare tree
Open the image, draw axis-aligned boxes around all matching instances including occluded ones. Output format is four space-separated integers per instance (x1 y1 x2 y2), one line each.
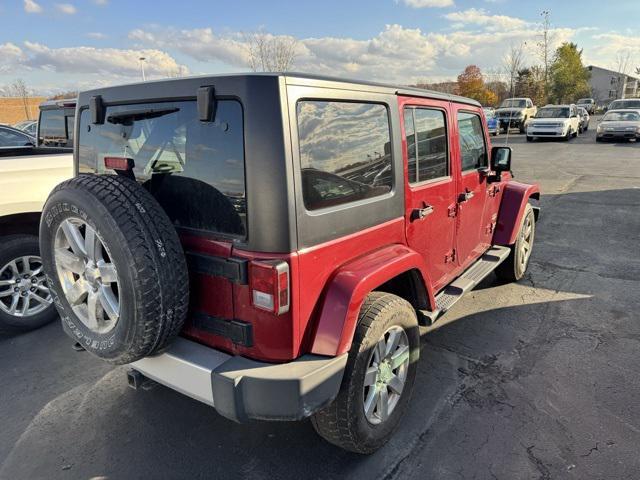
244 31 298 72
615 51 632 76
536 10 555 102
8 79 32 120
503 43 526 96
614 51 633 97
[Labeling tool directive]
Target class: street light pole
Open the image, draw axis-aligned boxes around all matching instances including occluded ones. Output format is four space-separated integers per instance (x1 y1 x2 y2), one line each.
139 57 146 81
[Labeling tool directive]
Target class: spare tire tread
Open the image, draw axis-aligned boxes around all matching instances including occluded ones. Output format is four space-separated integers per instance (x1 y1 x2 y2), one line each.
44 174 189 364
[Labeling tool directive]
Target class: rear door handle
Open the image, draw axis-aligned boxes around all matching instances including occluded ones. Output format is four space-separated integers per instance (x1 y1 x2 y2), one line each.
458 190 474 203
411 204 434 221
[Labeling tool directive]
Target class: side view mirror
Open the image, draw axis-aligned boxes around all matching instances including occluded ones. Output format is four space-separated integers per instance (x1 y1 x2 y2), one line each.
491 146 511 172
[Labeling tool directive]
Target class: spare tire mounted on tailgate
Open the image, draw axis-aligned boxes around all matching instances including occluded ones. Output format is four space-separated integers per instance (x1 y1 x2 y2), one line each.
40 174 189 364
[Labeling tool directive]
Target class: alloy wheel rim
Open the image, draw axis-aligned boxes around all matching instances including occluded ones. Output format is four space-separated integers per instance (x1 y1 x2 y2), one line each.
519 214 534 269
54 218 120 334
363 325 410 425
0 256 52 317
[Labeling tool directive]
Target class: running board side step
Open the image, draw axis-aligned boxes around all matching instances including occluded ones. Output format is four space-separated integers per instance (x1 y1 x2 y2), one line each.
418 245 511 326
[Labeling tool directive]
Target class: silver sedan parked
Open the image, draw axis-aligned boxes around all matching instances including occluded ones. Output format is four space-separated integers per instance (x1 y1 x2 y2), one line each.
596 110 640 142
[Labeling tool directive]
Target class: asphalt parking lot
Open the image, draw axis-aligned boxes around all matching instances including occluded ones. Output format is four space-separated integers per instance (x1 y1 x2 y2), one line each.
1 122 639 480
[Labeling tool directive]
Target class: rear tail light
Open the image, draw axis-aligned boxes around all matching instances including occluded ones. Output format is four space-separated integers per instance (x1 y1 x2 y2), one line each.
104 156 134 171
249 260 290 315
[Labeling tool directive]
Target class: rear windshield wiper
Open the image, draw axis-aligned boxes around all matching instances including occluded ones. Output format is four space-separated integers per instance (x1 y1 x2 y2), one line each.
107 107 180 125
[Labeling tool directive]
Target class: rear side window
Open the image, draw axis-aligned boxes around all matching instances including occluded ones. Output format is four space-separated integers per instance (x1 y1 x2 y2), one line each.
39 108 74 148
0 128 32 146
404 107 448 183
297 100 392 211
78 100 246 237
457 112 487 171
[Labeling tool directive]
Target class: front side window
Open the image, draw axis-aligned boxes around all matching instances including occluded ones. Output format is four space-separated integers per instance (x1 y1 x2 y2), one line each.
39 108 74 148
457 112 487 172
297 100 392 211
78 100 246 237
404 107 448 184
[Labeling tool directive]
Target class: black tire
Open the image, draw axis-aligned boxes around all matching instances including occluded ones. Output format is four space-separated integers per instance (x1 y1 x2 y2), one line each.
311 292 420 454
40 174 189 364
519 119 527 134
495 203 535 282
0 235 58 333
526 136 533 142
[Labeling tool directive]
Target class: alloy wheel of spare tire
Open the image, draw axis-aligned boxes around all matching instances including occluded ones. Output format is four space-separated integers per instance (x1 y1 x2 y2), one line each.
40 174 189 364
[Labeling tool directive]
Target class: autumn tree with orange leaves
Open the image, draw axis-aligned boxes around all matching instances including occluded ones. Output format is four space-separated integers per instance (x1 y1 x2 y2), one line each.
457 65 498 107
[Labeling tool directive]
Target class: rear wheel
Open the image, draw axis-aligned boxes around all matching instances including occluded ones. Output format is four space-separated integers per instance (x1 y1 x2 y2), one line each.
0 235 56 333
311 292 419 454
495 203 535 282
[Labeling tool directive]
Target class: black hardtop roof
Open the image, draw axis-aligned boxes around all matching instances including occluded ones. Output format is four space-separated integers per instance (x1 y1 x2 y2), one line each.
77 72 481 107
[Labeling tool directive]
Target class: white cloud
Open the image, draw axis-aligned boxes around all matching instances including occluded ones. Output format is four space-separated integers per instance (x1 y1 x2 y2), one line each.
87 32 108 39
127 21 584 84
400 0 455 7
589 33 640 71
92 0 108 4
55 3 76 14
23 0 42 14
0 42 188 80
444 8 527 31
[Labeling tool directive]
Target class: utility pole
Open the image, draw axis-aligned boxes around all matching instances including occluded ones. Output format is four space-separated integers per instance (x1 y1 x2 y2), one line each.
139 57 146 81
538 10 553 103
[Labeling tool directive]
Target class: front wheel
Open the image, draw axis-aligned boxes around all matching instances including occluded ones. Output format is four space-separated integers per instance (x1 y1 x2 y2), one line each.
311 292 419 454
526 136 533 142
495 203 535 282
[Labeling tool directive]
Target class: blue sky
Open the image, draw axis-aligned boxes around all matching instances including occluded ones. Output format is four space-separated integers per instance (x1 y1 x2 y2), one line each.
1 0 639 94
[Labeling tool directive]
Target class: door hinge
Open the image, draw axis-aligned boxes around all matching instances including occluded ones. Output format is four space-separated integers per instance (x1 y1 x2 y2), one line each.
445 249 456 263
485 222 496 234
447 204 457 217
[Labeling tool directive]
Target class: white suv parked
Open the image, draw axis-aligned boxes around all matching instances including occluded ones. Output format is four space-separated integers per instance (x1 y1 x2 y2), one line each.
526 104 580 142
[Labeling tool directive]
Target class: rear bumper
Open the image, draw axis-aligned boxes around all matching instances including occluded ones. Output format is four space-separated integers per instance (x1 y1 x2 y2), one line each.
131 338 347 422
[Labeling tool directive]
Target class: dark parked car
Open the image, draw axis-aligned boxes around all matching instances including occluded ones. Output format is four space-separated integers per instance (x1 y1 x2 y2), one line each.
39 73 539 453
0 125 35 147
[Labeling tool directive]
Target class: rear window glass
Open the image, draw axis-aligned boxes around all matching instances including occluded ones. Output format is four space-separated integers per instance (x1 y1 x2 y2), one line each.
39 108 74 148
297 100 392 211
78 100 246 237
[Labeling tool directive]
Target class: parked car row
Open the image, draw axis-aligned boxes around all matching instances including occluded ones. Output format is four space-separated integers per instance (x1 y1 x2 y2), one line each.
481 96 638 143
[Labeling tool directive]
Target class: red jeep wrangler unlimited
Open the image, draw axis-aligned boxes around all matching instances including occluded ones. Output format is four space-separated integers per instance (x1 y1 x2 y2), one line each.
40 74 539 453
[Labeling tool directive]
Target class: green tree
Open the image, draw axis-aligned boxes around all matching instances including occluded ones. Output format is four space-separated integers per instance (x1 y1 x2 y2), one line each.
515 66 546 106
549 43 591 103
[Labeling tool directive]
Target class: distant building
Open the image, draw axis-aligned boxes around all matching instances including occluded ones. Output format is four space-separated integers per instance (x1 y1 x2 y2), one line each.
587 65 640 106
